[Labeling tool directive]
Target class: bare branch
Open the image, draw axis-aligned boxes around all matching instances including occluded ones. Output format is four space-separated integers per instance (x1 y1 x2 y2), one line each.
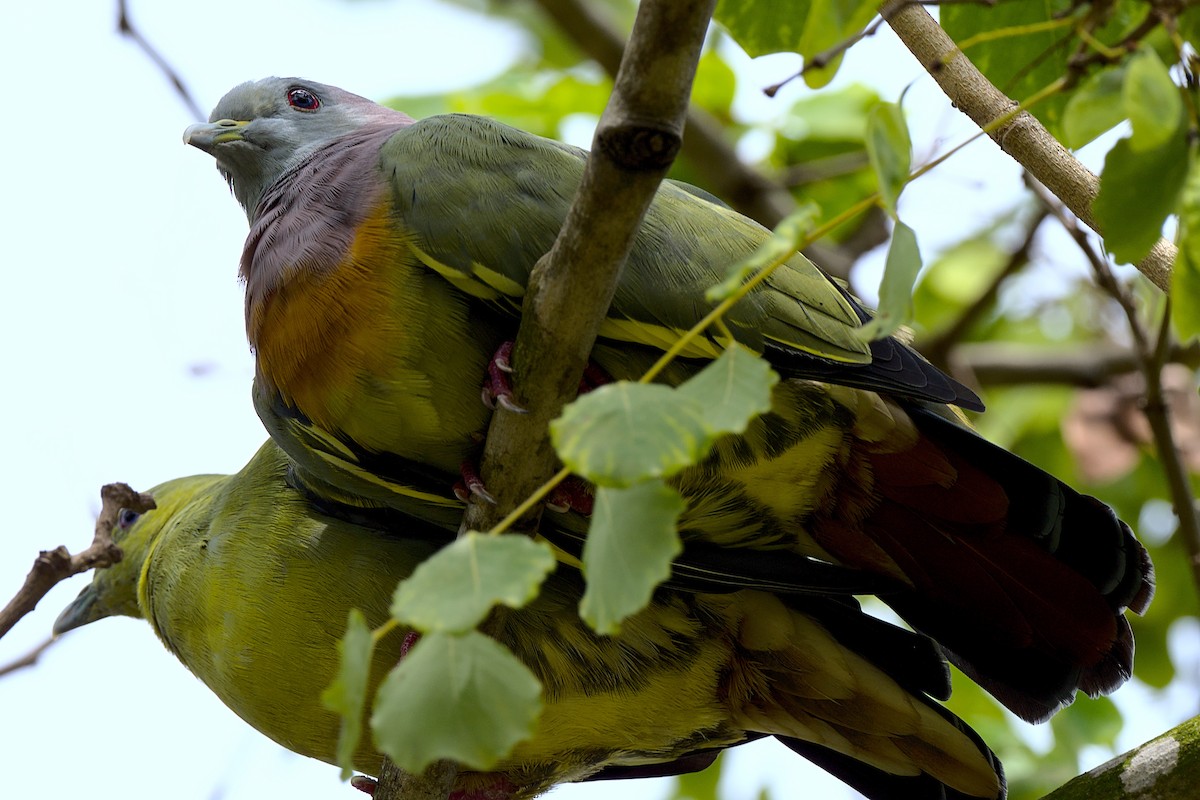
0 636 57 678
1031 181 1200 598
883 0 1175 291
0 483 155 643
958 340 1200 386
116 0 205 119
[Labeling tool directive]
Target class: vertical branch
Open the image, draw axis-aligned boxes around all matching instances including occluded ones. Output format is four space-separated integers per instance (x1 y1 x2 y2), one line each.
371 2 719 798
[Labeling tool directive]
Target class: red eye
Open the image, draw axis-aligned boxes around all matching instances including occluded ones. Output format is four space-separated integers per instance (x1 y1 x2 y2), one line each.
287 88 320 111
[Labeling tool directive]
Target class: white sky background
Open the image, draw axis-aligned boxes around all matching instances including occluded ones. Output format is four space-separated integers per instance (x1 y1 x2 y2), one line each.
0 2 1193 799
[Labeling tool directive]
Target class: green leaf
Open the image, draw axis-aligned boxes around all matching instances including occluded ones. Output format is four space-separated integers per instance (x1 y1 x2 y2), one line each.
714 0 811 57
677 344 778 434
1062 66 1127 148
371 630 542 772
865 101 912 216
1173 161 1200 340
552 382 710 486
1095 126 1190 264
579 481 686 634
1123 47 1182 152
856 220 922 341
714 0 873 85
391 533 556 633
706 205 819 303
320 609 375 780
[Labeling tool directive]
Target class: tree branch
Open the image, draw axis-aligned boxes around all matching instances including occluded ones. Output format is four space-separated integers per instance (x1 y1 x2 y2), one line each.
531 0 871 279
467 0 716 530
883 0 1175 292
371 1 716 797
0 484 155 643
116 0 204 119
1041 714 1200 800
1029 178 1200 597
533 0 794 227
957 340 1200 386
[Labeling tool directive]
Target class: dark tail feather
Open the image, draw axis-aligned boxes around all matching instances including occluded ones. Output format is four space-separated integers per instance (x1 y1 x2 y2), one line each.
862 407 1154 722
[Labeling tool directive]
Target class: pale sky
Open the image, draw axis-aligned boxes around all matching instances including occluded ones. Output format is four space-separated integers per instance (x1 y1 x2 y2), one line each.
0 2 1190 800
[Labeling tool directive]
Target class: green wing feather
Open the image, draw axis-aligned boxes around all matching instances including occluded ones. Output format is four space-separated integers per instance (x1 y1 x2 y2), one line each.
378 114 871 366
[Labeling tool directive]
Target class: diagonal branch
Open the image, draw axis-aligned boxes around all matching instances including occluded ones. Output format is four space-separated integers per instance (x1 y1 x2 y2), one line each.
1031 180 1200 598
116 0 204 119
884 0 1175 292
533 0 795 228
531 0 875 279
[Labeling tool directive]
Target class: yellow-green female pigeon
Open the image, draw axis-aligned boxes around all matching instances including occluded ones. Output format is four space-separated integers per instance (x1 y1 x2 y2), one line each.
56 441 1005 800
184 78 1153 726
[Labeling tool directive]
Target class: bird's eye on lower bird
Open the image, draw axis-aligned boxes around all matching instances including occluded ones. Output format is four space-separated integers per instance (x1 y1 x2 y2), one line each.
287 88 320 110
117 508 141 530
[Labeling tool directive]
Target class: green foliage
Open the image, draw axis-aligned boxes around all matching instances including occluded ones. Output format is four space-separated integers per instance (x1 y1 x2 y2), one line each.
390 533 557 632
865 101 911 217
859 100 920 340
1061 67 1126 148
857 219 922 341
1093 47 1189 264
714 0 876 86
371 631 543 772
553 382 713 486
1173 163 1200 341
941 0 1075 132
671 755 725 800
552 347 777 487
559 346 777 632
321 609 375 779
579 480 686 633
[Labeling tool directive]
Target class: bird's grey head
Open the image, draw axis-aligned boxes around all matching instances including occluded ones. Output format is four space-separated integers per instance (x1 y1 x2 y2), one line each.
184 77 412 219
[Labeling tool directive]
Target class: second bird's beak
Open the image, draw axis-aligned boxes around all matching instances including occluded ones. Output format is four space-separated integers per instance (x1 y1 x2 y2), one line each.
183 119 249 152
53 584 102 636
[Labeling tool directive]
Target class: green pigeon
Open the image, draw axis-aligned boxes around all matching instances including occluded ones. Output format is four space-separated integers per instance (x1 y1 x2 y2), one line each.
55 441 1005 800
184 78 1153 725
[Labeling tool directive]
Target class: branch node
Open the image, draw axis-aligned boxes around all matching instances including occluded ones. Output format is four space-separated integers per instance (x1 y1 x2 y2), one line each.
596 124 683 170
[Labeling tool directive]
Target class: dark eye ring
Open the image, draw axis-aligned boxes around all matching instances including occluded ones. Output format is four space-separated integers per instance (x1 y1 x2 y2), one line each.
117 508 141 530
287 88 320 111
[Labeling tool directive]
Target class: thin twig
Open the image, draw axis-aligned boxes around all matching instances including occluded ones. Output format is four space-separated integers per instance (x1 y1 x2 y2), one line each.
0 484 155 642
765 16 889 97
1032 182 1200 598
116 0 205 119
958 340 1200 386
0 636 57 678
